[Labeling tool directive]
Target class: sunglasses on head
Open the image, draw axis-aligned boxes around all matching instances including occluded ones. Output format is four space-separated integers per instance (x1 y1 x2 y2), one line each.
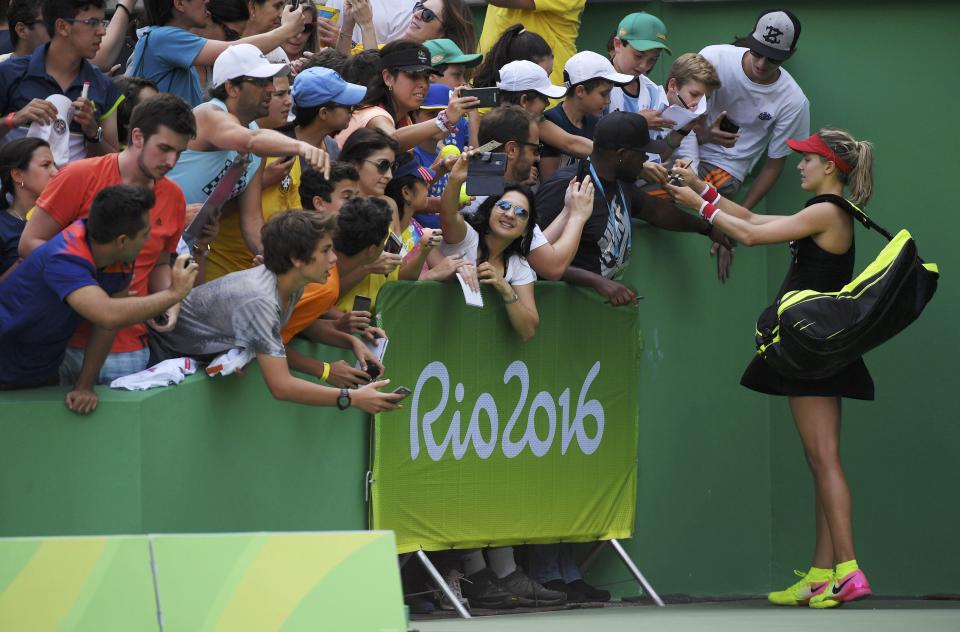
494 199 530 221
413 2 438 23
364 158 396 174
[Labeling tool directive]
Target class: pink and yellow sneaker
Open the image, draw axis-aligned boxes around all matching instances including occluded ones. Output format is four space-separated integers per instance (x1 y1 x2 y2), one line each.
768 569 833 606
809 569 872 609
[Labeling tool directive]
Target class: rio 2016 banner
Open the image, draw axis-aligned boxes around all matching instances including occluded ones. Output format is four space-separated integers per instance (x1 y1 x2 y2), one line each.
372 282 641 553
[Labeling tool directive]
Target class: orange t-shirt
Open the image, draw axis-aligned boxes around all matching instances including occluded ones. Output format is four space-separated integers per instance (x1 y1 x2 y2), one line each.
35 153 187 352
281 265 341 344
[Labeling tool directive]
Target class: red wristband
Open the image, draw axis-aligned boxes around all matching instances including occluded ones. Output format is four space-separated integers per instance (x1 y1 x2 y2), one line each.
5 113 15 130
700 182 720 204
698 200 720 223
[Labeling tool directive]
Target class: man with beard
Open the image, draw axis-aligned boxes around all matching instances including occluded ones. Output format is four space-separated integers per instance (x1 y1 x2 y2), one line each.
166 44 329 281
536 111 731 304
18 93 198 384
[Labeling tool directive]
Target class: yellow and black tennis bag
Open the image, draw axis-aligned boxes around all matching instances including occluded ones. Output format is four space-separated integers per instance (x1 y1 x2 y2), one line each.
755 195 939 379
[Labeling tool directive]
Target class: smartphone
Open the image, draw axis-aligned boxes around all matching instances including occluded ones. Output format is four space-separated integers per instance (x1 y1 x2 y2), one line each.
460 87 500 109
466 152 508 197
366 364 382 381
290 0 300 9
314 4 340 22
383 232 403 255
393 386 412 400
352 295 371 314
718 117 740 134
575 158 591 184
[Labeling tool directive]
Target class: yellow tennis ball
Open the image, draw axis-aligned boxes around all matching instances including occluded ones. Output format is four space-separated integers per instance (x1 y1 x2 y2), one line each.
459 183 471 205
439 144 462 160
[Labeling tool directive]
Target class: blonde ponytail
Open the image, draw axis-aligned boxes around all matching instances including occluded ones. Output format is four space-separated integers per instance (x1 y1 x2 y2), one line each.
817 128 874 207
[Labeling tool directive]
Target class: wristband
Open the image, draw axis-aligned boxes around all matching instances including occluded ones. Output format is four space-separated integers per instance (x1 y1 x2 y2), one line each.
700 182 720 204
5 112 15 130
698 200 720 224
435 109 457 134
114 3 131 18
664 132 678 149
321 361 331 382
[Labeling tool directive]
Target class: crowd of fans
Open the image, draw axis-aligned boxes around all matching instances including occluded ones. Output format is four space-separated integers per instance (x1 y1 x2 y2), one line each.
0 0 813 613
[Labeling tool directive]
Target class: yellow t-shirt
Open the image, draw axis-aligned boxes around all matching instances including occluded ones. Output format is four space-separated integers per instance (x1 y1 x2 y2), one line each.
336 266 400 314
477 0 586 87
206 157 303 282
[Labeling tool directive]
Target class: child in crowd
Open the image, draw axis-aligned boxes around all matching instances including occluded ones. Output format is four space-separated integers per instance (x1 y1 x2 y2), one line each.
540 51 632 181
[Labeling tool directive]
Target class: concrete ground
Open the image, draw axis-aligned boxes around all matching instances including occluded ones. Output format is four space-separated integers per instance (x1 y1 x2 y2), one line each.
413 599 960 632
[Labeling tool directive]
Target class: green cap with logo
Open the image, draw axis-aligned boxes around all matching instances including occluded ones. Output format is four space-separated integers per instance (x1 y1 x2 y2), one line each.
424 39 483 68
617 12 671 54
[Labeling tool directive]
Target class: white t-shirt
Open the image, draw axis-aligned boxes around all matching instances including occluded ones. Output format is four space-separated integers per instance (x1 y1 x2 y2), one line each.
439 223 537 286
461 196 548 251
697 45 810 182
607 75 668 116
323 0 414 46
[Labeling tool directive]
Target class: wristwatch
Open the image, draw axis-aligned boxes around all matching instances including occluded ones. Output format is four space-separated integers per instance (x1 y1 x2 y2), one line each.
84 126 103 144
336 387 351 410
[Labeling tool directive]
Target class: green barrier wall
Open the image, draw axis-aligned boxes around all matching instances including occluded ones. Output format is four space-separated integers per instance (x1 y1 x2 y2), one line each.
470 0 959 597
0 344 369 537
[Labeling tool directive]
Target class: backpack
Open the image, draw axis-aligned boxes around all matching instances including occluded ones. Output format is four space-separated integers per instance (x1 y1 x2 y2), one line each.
755 194 939 380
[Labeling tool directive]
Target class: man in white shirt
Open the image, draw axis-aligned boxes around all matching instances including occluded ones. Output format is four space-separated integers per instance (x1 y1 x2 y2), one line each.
695 9 810 210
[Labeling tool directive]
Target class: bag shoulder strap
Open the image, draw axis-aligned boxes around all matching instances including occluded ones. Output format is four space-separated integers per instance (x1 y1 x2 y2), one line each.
805 193 895 242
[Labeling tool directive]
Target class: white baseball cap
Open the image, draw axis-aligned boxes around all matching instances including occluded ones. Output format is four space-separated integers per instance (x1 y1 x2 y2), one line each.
211 44 289 89
496 60 567 99
564 50 634 86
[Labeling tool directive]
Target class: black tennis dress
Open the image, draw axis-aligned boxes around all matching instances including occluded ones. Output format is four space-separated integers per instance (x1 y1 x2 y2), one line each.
740 195 875 400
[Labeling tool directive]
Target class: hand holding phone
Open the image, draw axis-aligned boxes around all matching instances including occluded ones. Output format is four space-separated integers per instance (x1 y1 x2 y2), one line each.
459 87 499 109
392 386 412 400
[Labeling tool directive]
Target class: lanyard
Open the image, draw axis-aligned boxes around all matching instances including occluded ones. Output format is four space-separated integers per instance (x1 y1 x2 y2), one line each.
587 160 631 265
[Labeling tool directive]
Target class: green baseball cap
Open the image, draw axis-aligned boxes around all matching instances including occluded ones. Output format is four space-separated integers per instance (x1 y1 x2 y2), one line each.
617 12 671 54
424 39 483 69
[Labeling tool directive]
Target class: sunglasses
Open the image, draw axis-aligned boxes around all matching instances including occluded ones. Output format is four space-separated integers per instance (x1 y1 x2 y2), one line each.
519 141 543 156
364 158 396 174
239 76 274 87
495 199 530 221
413 2 438 23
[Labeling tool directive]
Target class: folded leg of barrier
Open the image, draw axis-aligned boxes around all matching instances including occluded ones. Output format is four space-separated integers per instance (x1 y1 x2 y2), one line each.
416 549 471 619
610 539 664 607
398 552 413 569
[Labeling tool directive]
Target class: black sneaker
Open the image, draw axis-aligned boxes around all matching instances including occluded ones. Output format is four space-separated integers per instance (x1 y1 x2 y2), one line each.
460 569 520 609
567 579 611 602
404 594 435 614
543 579 586 603
498 569 567 607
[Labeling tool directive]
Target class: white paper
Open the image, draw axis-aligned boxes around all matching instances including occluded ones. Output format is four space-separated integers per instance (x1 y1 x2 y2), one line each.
456 272 484 308
659 105 701 131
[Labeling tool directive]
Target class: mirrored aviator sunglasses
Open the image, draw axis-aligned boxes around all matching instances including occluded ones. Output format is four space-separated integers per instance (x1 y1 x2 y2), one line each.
413 2 438 22
495 199 529 221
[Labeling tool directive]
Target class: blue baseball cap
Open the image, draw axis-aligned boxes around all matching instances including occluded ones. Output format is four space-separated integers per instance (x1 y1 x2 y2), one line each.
421 83 451 110
292 67 367 107
394 158 435 183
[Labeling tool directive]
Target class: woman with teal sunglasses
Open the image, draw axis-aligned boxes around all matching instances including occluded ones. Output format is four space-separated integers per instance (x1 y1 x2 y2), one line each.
437 151 541 341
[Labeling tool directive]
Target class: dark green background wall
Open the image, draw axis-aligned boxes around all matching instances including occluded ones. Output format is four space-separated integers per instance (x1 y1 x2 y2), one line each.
470 0 958 597
2 1 957 600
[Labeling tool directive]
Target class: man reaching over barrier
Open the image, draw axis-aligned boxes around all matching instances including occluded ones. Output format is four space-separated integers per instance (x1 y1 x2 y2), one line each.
149 210 402 414
0 185 198 413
